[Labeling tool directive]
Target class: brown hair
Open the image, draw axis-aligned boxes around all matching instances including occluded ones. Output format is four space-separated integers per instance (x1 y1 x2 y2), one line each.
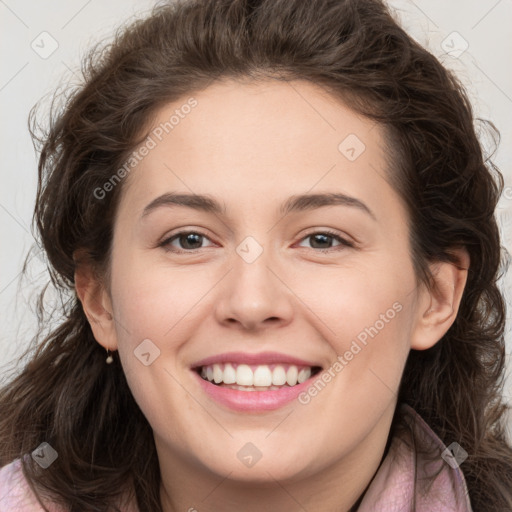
1 0 511 510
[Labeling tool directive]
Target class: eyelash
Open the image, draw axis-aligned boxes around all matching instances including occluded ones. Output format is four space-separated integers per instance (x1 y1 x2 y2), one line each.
159 229 354 253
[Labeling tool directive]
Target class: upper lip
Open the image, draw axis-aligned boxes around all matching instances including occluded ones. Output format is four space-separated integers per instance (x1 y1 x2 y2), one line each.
191 351 322 369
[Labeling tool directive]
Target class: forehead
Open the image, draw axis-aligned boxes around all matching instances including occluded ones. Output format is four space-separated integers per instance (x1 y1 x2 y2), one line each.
118 78 397 219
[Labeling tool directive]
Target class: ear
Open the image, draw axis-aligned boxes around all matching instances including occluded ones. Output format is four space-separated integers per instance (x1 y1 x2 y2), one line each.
74 252 118 352
410 248 470 351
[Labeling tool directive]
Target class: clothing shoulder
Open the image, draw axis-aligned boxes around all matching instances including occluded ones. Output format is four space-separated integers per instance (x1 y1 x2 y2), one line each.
0 458 64 512
0 458 140 512
357 403 473 511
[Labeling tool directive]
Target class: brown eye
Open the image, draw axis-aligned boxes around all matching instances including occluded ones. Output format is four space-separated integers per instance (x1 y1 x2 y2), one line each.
160 231 214 252
298 231 354 251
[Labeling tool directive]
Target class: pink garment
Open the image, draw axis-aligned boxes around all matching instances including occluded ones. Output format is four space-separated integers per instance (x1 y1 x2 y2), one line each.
0 458 137 512
357 403 473 511
0 404 473 511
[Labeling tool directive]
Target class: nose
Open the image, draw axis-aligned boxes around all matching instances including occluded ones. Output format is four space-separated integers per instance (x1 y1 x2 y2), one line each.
214 248 294 332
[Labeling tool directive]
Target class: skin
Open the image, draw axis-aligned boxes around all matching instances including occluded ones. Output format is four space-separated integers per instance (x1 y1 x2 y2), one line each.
76 79 469 512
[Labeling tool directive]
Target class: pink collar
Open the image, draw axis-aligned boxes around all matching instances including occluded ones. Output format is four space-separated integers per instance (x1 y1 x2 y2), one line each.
357 403 473 511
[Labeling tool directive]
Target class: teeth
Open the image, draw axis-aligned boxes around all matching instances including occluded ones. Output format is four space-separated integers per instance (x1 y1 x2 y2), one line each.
236 364 254 386
272 365 287 386
213 364 223 384
298 368 311 383
223 363 236 384
226 384 283 391
286 365 298 386
199 363 315 388
253 365 273 387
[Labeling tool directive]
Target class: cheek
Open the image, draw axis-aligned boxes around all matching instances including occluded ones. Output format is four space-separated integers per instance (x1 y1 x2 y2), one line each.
107 256 201 437
295 257 414 339
292 258 415 389
108 251 211 346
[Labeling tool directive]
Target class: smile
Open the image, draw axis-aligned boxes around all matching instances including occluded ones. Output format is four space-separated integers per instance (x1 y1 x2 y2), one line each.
191 352 324 411
197 363 322 390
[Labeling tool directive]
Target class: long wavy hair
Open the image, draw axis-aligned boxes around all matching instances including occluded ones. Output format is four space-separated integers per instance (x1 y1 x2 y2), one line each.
1 0 511 510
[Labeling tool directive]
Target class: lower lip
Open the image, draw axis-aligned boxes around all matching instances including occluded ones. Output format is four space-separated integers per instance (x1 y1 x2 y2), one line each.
193 370 317 412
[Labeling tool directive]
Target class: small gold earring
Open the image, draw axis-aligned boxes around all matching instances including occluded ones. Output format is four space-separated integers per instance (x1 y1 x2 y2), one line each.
106 349 114 364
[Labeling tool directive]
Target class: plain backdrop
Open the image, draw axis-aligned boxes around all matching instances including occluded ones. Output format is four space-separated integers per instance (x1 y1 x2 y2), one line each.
1 0 511 436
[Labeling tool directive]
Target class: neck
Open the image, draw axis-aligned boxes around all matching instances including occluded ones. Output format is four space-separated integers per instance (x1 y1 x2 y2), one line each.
156 408 394 512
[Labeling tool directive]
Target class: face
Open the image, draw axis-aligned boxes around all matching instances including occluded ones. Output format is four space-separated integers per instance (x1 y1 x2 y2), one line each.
92 79 430 486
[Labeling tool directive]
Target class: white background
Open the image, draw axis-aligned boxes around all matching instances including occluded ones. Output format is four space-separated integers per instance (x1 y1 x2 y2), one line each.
1 0 511 435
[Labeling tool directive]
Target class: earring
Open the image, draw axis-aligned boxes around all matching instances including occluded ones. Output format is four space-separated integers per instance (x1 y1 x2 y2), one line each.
106 349 114 364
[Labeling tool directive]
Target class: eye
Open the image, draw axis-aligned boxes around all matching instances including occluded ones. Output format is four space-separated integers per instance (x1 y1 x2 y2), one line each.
160 231 215 252
159 229 354 253
297 230 354 251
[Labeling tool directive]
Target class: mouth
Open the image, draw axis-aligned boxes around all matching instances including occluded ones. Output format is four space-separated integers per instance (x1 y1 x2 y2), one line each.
190 351 325 411
193 363 323 391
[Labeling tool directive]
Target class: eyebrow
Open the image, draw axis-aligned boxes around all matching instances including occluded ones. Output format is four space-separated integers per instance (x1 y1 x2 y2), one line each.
141 192 375 220
280 192 375 219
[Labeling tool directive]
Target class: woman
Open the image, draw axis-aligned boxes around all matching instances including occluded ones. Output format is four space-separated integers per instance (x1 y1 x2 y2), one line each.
1 0 511 510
